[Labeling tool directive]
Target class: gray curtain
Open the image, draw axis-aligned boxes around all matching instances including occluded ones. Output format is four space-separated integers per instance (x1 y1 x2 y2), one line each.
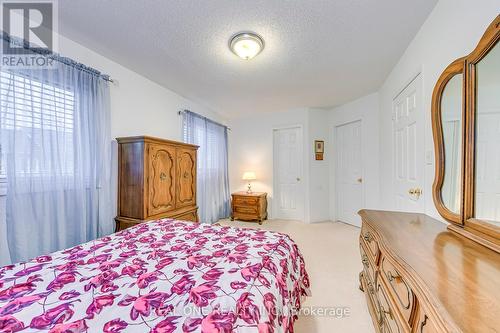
0 36 113 264
182 111 230 224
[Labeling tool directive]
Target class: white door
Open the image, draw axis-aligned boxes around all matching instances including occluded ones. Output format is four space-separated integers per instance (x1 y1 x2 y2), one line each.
393 75 425 212
273 126 304 220
335 120 363 227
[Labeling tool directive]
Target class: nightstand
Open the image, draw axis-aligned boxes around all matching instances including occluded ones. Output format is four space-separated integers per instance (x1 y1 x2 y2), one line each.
231 192 268 224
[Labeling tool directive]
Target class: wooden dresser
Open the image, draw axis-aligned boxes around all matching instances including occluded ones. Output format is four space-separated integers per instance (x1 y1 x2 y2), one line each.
230 192 267 224
115 136 199 230
358 210 500 333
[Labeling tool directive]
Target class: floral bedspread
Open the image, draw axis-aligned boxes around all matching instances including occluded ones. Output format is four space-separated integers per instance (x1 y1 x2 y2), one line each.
0 219 310 332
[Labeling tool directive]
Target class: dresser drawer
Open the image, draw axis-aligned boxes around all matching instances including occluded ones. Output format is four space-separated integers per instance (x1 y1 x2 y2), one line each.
361 223 380 264
360 241 376 285
233 196 259 206
376 281 406 333
360 271 381 330
381 256 416 326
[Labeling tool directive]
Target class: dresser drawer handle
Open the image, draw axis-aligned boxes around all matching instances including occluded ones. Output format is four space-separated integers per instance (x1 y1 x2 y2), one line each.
380 305 393 320
362 255 370 268
387 270 401 283
367 281 375 295
160 172 167 181
420 315 429 332
386 268 412 310
363 232 372 242
375 298 384 325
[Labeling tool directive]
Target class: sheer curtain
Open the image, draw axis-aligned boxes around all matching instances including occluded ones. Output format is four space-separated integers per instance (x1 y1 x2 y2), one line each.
0 37 113 264
182 111 230 224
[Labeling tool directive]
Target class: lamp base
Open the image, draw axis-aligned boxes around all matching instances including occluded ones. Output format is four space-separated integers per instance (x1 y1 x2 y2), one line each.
246 183 252 194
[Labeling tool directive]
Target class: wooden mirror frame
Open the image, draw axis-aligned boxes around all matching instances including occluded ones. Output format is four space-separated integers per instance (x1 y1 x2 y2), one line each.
431 58 466 225
432 15 500 253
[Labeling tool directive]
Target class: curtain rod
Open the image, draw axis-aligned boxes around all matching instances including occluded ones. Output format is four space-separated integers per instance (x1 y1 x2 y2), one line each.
178 110 231 131
2 32 114 83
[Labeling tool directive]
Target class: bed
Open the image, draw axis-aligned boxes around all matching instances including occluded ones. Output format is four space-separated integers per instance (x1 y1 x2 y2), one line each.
0 219 310 332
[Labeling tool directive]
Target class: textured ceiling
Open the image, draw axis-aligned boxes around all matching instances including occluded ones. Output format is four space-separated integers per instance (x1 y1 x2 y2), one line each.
59 0 437 118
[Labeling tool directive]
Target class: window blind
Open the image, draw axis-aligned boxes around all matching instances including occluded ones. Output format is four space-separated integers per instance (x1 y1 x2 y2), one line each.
0 71 75 176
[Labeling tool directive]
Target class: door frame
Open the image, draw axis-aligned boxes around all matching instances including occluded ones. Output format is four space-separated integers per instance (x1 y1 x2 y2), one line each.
272 124 306 221
332 118 365 225
391 72 425 212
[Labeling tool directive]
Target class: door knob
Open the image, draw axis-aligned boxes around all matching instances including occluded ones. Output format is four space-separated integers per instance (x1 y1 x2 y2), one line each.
296 177 301 181
357 178 363 183
408 188 422 198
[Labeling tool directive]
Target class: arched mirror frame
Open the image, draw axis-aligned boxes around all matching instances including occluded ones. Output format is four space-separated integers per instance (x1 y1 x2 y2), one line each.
432 15 500 252
431 59 466 225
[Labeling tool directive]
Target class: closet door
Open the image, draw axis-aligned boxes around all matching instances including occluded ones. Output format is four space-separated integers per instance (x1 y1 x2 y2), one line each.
176 148 196 208
147 143 176 216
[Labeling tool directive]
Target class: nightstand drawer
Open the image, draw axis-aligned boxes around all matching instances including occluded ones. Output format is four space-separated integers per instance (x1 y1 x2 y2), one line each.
233 196 259 206
234 206 258 214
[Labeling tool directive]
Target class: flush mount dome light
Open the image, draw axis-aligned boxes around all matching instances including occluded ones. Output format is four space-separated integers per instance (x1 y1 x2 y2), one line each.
229 32 265 60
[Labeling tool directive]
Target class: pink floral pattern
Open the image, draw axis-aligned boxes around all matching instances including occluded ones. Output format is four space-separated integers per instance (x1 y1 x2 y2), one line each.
0 219 310 332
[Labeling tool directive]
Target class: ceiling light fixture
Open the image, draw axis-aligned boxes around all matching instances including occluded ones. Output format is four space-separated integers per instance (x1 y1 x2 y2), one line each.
229 32 265 60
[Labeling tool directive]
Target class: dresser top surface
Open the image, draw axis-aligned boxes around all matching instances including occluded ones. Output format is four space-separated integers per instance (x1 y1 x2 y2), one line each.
360 209 500 332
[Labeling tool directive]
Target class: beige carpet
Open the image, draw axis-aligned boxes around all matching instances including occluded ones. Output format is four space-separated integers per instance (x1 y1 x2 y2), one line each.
219 219 375 333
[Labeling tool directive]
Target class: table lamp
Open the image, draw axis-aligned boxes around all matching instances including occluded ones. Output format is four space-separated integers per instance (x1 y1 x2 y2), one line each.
242 171 257 193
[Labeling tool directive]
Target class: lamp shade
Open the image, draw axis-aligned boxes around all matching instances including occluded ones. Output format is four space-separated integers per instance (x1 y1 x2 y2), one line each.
242 171 256 181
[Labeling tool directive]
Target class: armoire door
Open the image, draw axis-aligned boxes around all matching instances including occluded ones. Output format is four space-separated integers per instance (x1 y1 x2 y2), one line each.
147 143 176 216
176 148 196 208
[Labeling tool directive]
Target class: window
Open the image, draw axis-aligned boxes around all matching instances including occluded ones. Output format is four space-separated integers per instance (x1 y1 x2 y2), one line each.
182 111 231 223
182 119 222 170
0 71 75 177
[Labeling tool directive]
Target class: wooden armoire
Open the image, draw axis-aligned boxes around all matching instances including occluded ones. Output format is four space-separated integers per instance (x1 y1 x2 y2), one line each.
115 136 199 231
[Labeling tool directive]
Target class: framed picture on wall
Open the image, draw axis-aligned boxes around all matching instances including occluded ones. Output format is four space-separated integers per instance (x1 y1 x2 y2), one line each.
315 140 324 153
314 140 324 160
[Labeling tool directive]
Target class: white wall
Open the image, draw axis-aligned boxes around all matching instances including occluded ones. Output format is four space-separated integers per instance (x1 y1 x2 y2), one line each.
228 108 310 221
228 108 332 223
378 0 499 219
328 93 380 220
308 109 331 222
58 35 226 139
227 97 381 224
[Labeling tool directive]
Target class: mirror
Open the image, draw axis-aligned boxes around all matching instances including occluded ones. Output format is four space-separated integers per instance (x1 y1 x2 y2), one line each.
440 74 463 214
432 15 500 252
474 41 500 227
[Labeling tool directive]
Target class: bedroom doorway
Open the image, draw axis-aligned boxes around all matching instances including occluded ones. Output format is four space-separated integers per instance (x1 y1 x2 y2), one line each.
393 74 425 213
335 120 363 227
273 126 304 221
